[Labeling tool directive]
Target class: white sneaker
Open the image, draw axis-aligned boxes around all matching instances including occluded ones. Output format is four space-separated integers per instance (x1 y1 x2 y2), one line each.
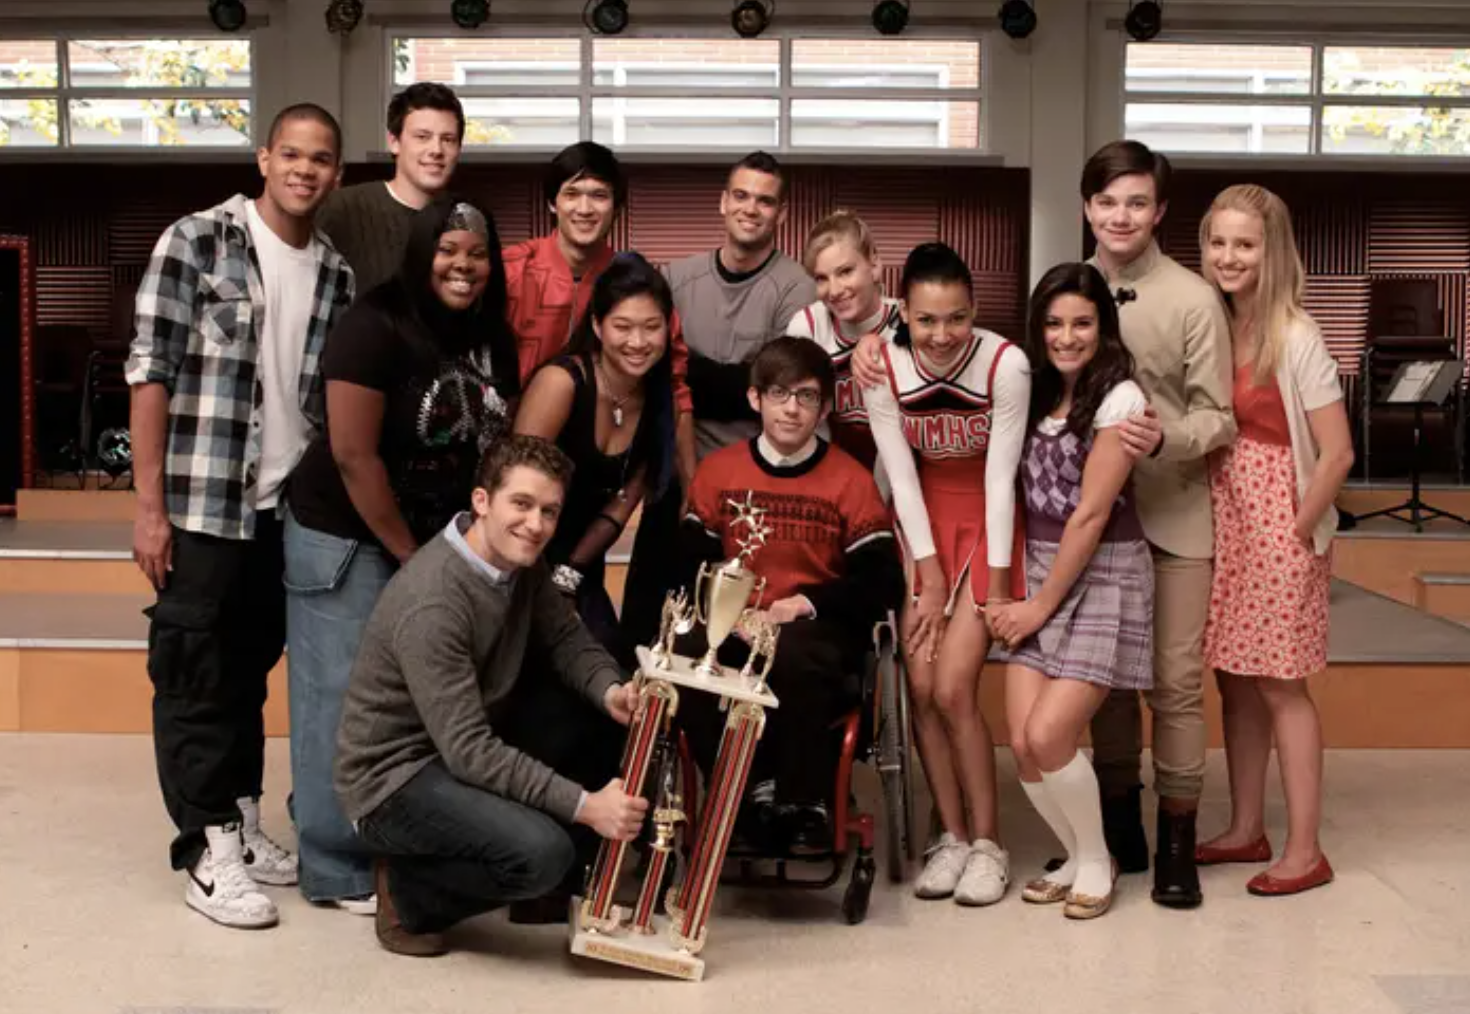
954 838 1010 907
236 796 299 887
914 832 972 899
186 824 279 929
330 894 378 917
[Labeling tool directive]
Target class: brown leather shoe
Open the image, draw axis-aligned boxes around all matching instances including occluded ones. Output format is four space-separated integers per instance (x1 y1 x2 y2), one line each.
374 859 448 957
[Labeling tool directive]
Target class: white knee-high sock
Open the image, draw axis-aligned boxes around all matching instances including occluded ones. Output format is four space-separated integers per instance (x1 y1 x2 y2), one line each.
1021 779 1077 886
1042 754 1112 898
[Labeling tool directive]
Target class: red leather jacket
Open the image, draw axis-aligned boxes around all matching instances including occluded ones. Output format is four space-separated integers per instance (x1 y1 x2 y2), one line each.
503 234 692 412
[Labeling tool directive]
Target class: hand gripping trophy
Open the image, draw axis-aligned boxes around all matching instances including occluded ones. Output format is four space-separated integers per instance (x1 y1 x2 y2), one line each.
571 493 780 981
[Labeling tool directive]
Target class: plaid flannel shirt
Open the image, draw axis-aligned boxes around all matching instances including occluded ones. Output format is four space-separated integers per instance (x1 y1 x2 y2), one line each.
125 193 355 541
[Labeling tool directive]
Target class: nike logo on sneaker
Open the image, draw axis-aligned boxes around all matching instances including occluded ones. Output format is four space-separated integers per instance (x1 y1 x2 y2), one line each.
243 847 256 865
188 867 216 898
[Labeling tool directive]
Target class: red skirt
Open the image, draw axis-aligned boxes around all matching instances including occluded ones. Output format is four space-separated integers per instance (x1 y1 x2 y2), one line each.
900 455 1025 614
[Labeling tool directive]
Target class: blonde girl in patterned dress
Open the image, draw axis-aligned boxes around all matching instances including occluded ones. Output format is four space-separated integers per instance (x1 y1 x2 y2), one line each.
1195 185 1354 897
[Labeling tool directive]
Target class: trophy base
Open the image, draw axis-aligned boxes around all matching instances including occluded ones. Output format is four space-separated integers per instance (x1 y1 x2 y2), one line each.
569 912 705 981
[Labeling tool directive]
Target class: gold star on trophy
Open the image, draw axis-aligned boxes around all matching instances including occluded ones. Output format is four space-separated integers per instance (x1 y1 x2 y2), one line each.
725 491 772 564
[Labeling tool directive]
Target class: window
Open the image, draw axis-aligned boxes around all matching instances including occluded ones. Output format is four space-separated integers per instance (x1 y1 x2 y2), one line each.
0 38 251 148
389 35 984 152
1125 41 1470 157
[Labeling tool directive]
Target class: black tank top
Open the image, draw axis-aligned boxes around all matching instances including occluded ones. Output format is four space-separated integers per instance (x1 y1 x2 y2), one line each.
545 352 652 572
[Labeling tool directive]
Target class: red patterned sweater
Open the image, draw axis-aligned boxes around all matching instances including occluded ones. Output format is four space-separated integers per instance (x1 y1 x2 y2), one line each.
681 438 903 632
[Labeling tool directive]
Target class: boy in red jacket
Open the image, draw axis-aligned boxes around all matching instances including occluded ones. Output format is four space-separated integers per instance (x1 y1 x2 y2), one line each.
502 142 695 483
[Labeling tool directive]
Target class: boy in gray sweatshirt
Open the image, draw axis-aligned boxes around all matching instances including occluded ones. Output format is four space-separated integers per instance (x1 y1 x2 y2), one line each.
336 434 646 956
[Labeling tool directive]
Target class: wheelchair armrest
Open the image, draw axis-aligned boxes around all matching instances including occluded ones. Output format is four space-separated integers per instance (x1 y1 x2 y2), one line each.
871 610 899 659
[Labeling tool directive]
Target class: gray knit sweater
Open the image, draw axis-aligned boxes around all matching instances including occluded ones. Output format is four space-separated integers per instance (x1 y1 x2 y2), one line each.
335 516 624 824
664 250 816 459
315 180 417 299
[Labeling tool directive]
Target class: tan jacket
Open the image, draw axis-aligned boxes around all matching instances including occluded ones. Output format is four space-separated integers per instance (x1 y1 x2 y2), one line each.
1093 243 1236 559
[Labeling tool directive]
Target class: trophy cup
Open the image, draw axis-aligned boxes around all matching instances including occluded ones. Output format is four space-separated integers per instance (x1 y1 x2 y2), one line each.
571 492 780 981
692 500 767 676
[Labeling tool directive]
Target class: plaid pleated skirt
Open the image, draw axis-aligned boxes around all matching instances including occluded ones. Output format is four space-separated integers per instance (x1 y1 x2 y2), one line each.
1006 537 1155 690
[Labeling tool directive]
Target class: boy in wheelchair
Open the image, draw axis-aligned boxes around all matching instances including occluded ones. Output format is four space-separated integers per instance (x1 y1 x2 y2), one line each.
676 337 904 854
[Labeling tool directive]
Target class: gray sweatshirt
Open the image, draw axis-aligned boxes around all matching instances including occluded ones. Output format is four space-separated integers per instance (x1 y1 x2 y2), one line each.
664 250 816 459
335 515 624 825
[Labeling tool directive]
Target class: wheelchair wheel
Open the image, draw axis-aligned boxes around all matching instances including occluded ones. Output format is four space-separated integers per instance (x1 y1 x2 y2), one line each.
874 615 917 883
842 851 876 925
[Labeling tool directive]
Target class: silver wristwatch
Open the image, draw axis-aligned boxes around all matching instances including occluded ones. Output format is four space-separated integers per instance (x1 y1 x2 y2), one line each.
552 564 584 594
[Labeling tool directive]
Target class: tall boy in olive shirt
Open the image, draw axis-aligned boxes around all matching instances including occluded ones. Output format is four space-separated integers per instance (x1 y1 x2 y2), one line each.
1082 141 1235 910
315 83 465 297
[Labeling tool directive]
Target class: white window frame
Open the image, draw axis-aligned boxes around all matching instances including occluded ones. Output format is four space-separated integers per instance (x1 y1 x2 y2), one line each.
0 33 255 150
386 29 985 157
1122 33 1470 160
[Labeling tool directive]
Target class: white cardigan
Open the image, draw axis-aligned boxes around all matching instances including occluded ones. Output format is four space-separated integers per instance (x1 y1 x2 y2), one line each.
1273 314 1345 556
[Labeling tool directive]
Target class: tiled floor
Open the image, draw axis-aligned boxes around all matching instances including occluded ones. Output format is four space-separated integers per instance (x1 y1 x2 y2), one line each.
2 735 1466 1014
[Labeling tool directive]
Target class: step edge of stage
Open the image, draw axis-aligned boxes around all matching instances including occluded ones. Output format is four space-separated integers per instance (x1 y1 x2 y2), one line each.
1417 572 1470 586
0 548 133 560
0 637 147 650
1336 527 1470 541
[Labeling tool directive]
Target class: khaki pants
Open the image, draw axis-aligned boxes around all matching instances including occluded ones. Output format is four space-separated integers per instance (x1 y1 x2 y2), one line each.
1090 549 1210 801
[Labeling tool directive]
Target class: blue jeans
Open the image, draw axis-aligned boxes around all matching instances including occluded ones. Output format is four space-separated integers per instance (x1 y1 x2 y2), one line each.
356 760 576 934
283 509 396 902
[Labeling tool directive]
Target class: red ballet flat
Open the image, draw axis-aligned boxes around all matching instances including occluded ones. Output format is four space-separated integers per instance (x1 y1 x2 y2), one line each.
1247 855 1334 897
1195 836 1272 866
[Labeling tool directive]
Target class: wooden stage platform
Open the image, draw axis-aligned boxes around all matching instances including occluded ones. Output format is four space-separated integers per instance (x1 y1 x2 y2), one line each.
2 486 1469 746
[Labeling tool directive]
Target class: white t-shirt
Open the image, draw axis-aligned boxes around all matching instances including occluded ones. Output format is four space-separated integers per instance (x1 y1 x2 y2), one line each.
246 200 322 510
1035 380 1148 437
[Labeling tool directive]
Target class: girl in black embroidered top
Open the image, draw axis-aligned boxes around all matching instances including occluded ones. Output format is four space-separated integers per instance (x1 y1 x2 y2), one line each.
283 196 517 913
514 253 676 664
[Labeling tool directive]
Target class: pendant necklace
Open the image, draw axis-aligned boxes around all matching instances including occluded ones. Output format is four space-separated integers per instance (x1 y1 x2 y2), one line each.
594 354 632 428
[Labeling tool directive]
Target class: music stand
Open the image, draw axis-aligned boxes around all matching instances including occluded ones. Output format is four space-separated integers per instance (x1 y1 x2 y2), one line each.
1352 359 1469 532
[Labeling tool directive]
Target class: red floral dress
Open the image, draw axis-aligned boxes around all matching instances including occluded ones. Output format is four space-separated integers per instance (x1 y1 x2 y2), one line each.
1204 365 1331 680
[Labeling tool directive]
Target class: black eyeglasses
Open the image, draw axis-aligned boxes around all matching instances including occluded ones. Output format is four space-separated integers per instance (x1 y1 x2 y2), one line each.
764 385 822 409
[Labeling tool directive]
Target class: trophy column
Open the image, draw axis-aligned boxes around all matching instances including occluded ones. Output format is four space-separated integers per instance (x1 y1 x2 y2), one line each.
581 677 677 930
669 697 764 951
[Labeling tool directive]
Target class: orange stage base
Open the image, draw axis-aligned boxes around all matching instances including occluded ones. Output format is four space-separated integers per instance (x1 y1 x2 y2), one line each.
2 489 1469 746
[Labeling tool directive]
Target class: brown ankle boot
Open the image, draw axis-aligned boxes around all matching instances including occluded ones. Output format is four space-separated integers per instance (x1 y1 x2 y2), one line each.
374 859 448 957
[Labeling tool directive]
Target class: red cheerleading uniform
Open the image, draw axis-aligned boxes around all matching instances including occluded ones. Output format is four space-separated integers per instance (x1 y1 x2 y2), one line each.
785 297 903 471
866 327 1031 611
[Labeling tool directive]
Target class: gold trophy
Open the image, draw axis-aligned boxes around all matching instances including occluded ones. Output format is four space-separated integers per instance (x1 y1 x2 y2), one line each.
571 491 780 981
693 492 769 677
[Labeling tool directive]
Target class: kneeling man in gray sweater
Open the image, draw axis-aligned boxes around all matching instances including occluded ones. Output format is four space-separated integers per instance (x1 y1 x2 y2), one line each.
336 434 647 957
